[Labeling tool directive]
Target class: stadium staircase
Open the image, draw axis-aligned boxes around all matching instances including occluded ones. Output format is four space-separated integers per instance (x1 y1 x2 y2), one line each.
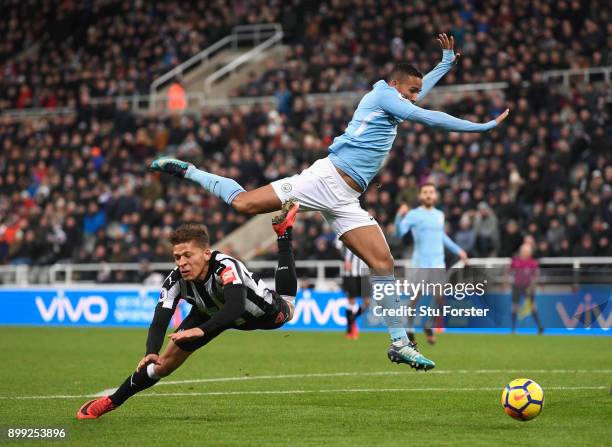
149 23 286 112
149 23 288 259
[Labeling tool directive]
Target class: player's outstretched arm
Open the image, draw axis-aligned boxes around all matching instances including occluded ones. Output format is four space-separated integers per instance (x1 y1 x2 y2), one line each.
419 34 460 102
380 89 509 132
138 302 175 371
199 285 246 332
139 270 183 370
168 286 248 343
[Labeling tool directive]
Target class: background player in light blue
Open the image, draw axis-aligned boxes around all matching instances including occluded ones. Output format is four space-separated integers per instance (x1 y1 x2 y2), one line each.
152 34 509 370
395 182 468 344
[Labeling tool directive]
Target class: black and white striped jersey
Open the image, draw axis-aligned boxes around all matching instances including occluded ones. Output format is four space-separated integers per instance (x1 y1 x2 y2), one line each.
158 251 277 325
335 239 369 277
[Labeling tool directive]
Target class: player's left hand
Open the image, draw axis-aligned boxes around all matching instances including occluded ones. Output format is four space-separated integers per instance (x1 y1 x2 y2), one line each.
437 33 460 63
458 250 469 263
168 328 205 342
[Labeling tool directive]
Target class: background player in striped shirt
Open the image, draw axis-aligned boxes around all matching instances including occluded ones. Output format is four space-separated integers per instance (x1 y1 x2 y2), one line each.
335 239 369 340
77 201 299 419
395 183 468 344
151 34 509 370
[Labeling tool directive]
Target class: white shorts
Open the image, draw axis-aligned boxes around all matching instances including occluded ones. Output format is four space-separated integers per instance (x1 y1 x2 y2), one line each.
271 157 377 236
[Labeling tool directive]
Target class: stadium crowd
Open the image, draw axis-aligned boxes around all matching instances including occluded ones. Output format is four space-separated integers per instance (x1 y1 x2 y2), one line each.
1 78 610 278
0 0 288 110
235 0 610 97
2 1 610 110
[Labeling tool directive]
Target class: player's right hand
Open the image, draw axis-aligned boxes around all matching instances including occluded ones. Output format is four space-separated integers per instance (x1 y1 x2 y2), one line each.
436 33 460 63
495 108 510 125
136 354 161 372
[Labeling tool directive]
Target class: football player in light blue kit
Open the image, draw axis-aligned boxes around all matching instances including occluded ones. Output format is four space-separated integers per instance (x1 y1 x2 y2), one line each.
151 34 510 370
395 182 468 344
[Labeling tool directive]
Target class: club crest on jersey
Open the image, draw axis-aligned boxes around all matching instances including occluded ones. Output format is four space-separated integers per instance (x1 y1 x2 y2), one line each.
220 267 237 285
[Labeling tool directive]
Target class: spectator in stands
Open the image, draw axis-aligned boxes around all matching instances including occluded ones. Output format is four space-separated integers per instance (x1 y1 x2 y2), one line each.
473 202 500 256
454 216 476 256
500 220 523 257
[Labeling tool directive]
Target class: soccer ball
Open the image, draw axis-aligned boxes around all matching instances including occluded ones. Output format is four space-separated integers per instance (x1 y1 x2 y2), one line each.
501 378 544 421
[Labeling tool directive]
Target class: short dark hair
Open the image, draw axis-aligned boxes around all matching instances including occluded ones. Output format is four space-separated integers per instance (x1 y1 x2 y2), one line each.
419 182 437 192
389 63 423 81
169 223 210 247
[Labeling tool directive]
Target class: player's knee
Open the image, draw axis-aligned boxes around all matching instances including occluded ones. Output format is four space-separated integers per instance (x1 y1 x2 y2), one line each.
287 302 295 321
369 254 395 275
155 358 177 378
232 194 257 215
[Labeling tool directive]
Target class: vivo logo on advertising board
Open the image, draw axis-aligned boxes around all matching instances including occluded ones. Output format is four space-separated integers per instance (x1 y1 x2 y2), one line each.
288 290 348 327
555 293 611 330
35 290 108 323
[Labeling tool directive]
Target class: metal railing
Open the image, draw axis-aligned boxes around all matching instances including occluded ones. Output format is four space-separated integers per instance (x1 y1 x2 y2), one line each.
1 258 611 287
3 61 610 119
149 23 283 109
541 66 612 88
203 27 284 95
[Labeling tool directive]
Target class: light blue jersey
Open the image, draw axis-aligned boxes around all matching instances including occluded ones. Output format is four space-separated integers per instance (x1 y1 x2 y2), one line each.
328 50 497 191
395 206 462 268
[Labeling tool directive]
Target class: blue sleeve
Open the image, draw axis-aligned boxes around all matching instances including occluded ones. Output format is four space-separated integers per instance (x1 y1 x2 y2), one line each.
379 89 497 132
443 234 463 255
419 49 454 101
395 212 413 238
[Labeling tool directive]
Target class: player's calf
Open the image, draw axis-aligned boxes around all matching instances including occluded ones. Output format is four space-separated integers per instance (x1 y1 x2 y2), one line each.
273 200 299 320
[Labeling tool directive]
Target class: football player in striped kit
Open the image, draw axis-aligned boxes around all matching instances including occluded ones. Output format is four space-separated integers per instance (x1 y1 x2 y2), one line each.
336 239 369 339
77 200 299 419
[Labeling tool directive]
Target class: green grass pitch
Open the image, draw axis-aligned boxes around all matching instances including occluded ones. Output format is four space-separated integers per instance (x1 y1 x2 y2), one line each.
0 327 611 446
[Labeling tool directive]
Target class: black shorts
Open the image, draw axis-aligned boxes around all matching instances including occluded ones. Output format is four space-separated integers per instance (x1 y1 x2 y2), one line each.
512 285 535 305
342 276 364 298
174 292 292 352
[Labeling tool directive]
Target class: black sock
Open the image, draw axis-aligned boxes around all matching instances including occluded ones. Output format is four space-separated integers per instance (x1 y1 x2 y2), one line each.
109 366 159 406
532 310 543 332
277 226 292 242
346 309 355 333
511 311 517 331
275 228 297 297
355 305 363 318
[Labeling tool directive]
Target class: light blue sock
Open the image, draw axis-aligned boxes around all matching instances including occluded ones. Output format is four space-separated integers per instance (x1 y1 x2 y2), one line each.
371 275 409 344
185 166 246 205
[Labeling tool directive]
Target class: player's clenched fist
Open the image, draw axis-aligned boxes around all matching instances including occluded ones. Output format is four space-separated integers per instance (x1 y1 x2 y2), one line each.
136 354 160 372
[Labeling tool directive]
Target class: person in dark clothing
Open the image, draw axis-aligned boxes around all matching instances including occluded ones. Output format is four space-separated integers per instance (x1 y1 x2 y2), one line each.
76 201 299 420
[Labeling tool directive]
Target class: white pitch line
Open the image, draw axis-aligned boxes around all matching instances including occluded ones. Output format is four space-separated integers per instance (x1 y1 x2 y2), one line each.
0 386 607 401
155 369 612 388
2 369 611 401
91 368 612 396
91 368 612 397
